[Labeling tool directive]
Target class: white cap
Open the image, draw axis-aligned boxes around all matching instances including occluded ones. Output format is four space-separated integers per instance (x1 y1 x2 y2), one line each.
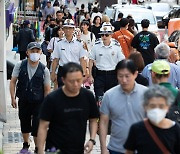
99 22 114 34
63 19 75 28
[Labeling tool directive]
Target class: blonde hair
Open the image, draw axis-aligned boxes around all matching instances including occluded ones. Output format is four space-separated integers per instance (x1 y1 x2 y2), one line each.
101 15 110 23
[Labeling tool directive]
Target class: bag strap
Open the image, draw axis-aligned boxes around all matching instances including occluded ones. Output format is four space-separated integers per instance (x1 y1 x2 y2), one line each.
52 37 56 50
90 32 93 42
144 119 170 154
119 30 129 47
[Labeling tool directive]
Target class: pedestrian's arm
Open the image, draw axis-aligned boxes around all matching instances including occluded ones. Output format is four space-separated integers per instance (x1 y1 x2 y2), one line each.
10 77 18 108
43 68 51 96
44 85 51 97
37 120 50 154
99 113 109 152
80 57 86 76
10 77 17 100
51 58 59 82
125 150 134 154
52 58 59 73
89 59 94 77
84 118 98 153
89 118 98 140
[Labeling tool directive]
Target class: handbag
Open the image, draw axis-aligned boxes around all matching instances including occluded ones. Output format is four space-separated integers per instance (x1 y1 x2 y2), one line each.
166 91 180 123
144 119 170 154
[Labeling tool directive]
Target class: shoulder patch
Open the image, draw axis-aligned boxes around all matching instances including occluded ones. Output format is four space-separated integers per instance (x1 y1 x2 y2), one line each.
76 39 82 43
95 38 102 45
57 38 63 42
112 39 120 46
95 41 101 45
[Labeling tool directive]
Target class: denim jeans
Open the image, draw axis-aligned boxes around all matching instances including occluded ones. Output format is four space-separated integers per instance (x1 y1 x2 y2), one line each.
108 149 124 154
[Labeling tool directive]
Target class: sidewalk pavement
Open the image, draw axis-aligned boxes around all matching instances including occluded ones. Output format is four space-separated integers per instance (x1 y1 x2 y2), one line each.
2 81 108 154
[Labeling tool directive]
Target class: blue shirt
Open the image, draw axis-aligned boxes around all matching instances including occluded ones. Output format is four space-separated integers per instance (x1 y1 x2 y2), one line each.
142 60 180 88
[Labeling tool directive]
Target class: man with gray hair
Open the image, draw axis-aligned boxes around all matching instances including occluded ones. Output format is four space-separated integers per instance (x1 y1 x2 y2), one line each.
142 42 180 88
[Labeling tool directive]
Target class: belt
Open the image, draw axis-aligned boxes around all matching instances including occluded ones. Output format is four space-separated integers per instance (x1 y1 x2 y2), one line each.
97 69 116 75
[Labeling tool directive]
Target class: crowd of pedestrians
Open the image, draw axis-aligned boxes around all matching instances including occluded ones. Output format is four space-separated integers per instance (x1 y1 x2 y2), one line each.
9 0 180 154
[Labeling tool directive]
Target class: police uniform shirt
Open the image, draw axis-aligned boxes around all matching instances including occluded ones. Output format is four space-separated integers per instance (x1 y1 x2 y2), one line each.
53 37 87 66
89 39 125 71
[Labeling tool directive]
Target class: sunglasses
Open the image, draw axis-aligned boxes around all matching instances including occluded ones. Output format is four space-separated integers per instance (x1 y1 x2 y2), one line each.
101 34 110 37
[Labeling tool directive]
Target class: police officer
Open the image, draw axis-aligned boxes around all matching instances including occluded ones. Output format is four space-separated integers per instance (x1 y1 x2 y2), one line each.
10 42 51 153
89 22 125 100
51 19 87 87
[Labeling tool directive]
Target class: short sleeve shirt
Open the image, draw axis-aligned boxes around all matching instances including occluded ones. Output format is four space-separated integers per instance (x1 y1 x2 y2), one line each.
39 88 99 153
47 37 62 60
53 37 87 66
131 31 159 65
112 29 134 58
12 60 50 86
100 83 148 153
89 39 125 70
124 120 180 154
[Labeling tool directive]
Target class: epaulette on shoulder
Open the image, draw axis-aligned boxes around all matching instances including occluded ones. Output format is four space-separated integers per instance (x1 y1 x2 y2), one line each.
76 39 82 43
95 38 101 45
112 39 120 46
57 38 63 42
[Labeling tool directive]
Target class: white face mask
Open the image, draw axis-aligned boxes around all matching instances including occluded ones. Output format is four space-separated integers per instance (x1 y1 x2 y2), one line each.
29 53 41 62
147 108 167 124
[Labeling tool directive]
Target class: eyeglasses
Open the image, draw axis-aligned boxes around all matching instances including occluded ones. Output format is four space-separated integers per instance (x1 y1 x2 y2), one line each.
101 34 110 37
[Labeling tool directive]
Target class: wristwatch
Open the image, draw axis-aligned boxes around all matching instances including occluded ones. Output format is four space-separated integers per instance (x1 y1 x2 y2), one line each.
89 139 96 145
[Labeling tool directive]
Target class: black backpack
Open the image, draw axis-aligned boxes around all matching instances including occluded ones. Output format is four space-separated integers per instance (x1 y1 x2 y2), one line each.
166 91 180 122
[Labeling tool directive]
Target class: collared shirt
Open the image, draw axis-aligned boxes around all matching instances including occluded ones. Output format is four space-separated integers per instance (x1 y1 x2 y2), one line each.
89 39 125 71
100 83 148 153
142 60 180 88
53 37 87 66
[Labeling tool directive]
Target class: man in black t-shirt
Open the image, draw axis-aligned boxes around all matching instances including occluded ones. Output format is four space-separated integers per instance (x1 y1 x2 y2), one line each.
131 19 159 66
37 62 99 154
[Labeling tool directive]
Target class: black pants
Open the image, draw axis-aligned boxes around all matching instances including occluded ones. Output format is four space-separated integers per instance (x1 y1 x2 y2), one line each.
57 66 64 87
94 70 118 100
18 100 42 137
94 70 117 135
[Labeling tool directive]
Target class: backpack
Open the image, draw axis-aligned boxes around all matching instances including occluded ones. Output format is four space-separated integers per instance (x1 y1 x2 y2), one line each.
166 91 180 123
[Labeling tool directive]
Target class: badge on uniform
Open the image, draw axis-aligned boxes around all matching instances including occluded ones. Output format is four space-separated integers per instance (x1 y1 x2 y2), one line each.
111 51 115 56
99 54 103 56
61 48 65 50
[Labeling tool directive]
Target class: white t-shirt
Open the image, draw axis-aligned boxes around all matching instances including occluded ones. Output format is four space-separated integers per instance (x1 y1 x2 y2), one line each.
81 31 96 52
47 37 62 60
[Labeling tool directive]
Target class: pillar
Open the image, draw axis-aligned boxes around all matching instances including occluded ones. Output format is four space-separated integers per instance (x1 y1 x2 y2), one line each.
0 0 7 123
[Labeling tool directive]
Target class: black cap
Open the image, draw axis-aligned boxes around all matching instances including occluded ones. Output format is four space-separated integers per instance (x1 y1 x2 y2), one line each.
27 42 41 50
23 20 30 25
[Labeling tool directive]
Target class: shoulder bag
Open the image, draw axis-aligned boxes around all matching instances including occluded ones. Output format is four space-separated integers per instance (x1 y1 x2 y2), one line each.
144 119 170 154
